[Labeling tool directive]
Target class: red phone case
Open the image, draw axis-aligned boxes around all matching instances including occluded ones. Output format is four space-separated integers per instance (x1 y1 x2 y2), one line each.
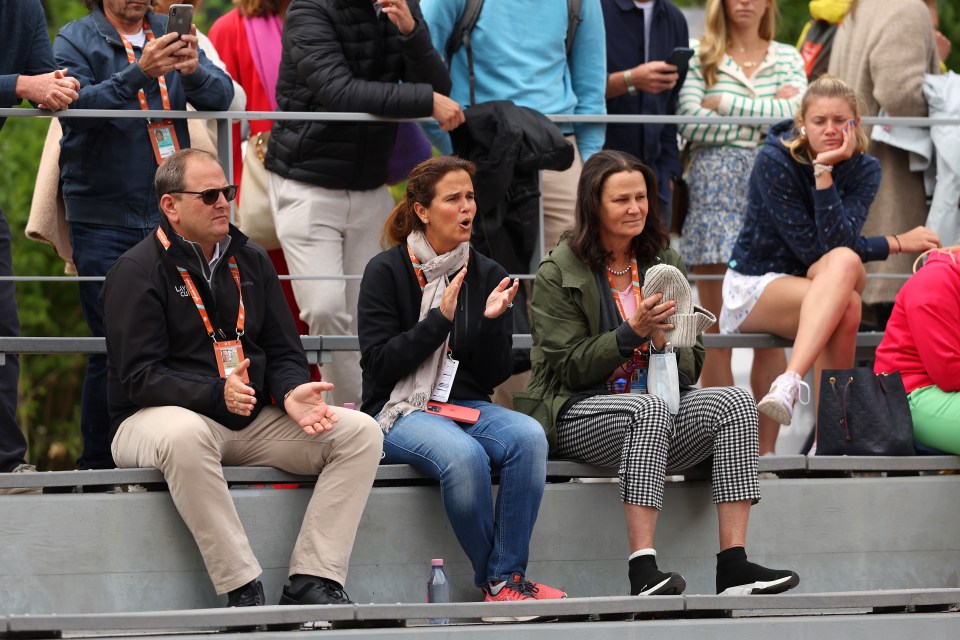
426 401 480 425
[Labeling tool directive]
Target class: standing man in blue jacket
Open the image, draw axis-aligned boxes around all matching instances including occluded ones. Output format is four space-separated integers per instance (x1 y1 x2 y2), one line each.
54 0 234 471
0 0 80 492
601 0 688 229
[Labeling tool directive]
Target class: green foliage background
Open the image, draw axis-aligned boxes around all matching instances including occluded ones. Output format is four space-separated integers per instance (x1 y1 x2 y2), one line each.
0 0 958 468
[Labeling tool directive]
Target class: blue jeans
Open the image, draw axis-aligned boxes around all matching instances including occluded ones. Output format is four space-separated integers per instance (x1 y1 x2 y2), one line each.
382 400 548 587
69 222 152 469
0 206 26 472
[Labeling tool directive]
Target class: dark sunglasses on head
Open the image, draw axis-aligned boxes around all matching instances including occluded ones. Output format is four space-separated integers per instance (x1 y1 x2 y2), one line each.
170 185 238 205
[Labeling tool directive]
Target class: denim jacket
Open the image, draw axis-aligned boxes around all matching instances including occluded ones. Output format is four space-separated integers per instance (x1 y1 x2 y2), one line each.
54 9 234 229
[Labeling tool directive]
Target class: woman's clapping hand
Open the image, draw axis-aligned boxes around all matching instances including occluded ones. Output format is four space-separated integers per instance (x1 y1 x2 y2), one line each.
484 277 521 319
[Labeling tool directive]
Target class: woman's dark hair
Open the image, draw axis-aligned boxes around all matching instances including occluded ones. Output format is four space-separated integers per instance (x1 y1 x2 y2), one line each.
382 156 476 248
565 150 668 269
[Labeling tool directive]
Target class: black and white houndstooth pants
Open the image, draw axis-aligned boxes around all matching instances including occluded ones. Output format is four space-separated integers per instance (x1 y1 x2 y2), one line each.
556 387 760 509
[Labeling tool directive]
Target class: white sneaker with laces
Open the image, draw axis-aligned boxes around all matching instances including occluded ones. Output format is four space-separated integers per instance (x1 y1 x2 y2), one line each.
757 371 810 425
0 463 41 495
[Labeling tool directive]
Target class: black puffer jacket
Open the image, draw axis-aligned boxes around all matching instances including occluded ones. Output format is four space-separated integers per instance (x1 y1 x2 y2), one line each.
266 0 450 190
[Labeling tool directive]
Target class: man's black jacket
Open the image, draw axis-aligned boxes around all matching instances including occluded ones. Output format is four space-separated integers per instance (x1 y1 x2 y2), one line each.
102 219 309 436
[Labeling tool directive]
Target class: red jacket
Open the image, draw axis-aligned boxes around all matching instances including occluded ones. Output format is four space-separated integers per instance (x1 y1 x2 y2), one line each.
874 252 960 393
207 8 276 184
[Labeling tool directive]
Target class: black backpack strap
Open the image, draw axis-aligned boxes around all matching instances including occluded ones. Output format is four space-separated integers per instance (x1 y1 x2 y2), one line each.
445 0 484 105
566 0 582 55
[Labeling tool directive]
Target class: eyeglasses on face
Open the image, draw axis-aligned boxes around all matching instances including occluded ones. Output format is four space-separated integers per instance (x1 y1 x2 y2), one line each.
169 185 238 205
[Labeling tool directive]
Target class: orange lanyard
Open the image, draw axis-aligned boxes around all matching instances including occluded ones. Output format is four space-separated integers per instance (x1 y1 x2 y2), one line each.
604 255 641 321
156 227 245 340
407 244 468 292
605 255 647 374
120 20 173 115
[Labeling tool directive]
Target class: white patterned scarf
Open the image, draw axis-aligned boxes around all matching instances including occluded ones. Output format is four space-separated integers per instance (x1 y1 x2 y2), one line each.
377 231 470 431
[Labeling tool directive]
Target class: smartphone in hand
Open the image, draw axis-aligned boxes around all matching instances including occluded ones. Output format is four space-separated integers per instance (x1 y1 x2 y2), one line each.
665 47 695 73
167 3 194 39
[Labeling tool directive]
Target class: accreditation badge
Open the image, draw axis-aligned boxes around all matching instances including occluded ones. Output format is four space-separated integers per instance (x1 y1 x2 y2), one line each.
148 120 181 164
430 353 459 403
214 339 249 383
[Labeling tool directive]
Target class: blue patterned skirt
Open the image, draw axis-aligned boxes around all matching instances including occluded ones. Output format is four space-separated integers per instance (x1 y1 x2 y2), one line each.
679 145 759 266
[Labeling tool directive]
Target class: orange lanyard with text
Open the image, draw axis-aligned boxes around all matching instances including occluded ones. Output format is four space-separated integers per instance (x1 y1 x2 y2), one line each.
120 20 173 115
605 255 647 376
604 255 641 321
156 227 245 341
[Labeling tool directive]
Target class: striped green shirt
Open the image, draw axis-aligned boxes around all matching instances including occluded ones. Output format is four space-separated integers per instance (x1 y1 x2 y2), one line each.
678 39 807 149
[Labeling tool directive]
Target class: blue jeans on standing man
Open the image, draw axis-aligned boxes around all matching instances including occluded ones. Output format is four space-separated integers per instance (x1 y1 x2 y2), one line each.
69 222 152 469
0 206 27 473
381 400 548 588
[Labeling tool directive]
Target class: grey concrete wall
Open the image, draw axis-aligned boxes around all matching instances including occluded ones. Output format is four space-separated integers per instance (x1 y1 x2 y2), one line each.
2 476 959 614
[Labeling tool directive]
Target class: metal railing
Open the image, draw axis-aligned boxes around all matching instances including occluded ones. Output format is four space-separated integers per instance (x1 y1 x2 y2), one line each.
2 106 951 285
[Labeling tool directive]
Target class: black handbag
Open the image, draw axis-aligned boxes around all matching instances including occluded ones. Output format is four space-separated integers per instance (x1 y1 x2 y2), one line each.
816 369 915 456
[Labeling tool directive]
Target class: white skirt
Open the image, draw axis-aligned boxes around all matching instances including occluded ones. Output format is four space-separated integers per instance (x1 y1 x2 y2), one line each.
720 269 789 334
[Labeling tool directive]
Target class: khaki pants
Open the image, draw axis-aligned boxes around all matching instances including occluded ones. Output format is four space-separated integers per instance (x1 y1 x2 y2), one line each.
268 172 394 406
540 137 583 255
112 405 383 594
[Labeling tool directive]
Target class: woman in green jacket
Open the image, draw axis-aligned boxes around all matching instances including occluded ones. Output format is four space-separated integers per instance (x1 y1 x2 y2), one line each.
517 150 799 598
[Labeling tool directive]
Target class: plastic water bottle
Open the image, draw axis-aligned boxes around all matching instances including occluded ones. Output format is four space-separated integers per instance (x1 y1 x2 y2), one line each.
343 402 356 411
426 558 450 625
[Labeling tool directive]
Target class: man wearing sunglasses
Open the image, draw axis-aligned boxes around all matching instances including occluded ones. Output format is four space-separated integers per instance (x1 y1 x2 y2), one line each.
101 149 383 608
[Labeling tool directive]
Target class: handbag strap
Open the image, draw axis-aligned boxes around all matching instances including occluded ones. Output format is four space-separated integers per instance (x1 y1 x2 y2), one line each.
828 375 854 443
252 132 267 163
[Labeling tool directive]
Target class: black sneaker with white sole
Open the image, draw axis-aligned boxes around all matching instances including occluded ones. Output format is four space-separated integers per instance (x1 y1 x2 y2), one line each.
715 546 800 595
628 554 687 596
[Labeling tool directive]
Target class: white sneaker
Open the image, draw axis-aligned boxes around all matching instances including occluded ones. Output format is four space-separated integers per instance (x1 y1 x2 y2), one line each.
0 464 41 495
757 371 810 426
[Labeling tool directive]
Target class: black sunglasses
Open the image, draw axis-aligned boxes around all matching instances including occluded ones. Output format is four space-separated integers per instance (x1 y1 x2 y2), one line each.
170 185 238 205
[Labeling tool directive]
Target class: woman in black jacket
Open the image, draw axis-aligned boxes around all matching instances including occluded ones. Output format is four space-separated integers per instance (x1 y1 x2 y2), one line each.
357 156 564 617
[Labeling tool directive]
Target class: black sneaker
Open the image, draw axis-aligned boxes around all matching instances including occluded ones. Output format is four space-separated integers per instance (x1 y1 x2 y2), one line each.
628 555 686 596
716 547 800 595
227 579 265 607
280 575 354 605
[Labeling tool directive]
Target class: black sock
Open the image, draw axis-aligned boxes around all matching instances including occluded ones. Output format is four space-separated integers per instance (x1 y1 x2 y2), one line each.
716 546 794 594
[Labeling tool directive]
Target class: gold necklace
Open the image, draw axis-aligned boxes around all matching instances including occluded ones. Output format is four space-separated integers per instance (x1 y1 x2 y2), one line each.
729 42 766 69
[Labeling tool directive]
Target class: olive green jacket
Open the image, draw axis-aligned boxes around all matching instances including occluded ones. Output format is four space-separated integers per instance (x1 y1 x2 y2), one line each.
515 241 706 453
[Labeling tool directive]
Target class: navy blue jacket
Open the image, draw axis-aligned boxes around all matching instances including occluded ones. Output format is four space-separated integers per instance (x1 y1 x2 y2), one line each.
728 120 887 277
601 0 688 219
54 9 234 229
0 0 57 132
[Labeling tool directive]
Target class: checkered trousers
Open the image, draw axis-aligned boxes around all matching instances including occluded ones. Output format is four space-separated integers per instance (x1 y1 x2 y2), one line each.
555 387 760 509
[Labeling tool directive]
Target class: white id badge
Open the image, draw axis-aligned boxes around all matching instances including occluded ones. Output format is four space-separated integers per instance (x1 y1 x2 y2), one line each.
430 355 459 402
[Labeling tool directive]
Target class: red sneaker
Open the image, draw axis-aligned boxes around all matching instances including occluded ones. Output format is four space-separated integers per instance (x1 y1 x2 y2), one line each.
482 573 537 622
527 579 567 600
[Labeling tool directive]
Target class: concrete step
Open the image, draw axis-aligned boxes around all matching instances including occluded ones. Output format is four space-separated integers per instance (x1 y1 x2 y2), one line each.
2 590 957 639
3 475 960 615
